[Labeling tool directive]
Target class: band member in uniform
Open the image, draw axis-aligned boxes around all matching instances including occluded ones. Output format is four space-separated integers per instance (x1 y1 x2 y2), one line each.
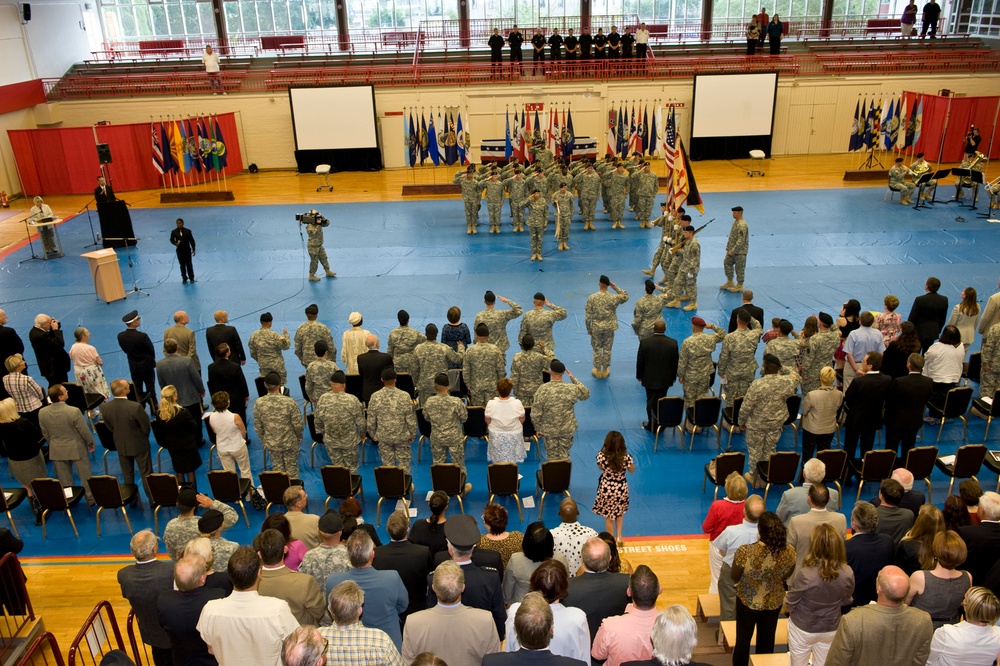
909 153 936 201
888 157 915 206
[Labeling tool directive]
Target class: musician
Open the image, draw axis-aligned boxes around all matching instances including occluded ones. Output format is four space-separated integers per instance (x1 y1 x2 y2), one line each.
956 150 987 199
29 196 57 255
94 175 116 203
888 157 916 205
964 126 982 156
987 177 1000 211
910 153 936 201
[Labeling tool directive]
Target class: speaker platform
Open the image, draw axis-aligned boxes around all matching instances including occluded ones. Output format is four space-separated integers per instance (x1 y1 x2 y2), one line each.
160 191 235 204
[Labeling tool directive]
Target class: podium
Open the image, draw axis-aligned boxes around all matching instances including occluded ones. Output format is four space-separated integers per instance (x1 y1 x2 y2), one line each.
81 249 125 303
97 200 136 248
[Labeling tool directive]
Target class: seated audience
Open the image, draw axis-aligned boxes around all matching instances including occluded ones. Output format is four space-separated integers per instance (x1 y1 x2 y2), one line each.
713 495 765 621
373 509 430 621
156 555 226 666
776 458 841 525
478 502 525 569
875 479 915 545
254 528 326 625
261 512 308 571
409 491 450 557
844 501 895 611
483 592 586 666
550 498 597 577
958 490 1000 585
564 537 630 644
320 579 403 666
620 605 711 666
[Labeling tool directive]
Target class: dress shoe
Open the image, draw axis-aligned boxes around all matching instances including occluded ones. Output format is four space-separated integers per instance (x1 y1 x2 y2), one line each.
642 421 651 431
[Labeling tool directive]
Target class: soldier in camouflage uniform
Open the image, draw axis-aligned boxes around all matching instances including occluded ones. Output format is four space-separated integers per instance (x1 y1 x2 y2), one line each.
666 224 701 312
474 291 522 367
528 166 549 202
304 212 337 281
304 340 339 404
313 370 365 472
518 292 568 356
510 334 549 406
574 162 602 231
635 162 658 228
163 487 238 560
717 310 762 408
799 313 841 395
764 320 800 376
660 212 690 290
503 169 529 232
199 509 240 573
632 279 670 339
585 275 629 378
677 317 726 408
527 189 549 261
422 372 471 478
607 164 630 229
366 367 417 473
627 154 642 214
294 303 336 369
980 320 1000 401
413 323 464 405
547 165 568 201
529 142 554 168
531 359 590 460
298 512 350 588
248 312 291 384
387 310 425 377
484 170 506 234
720 206 750 293
254 372 304 479
454 166 485 234
739 355 800 485
642 203 681 279
553 182 575 251
463 323 506 406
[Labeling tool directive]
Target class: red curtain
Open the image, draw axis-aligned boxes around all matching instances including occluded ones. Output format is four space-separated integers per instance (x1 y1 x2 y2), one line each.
8 112 243 196
904 91 1000 163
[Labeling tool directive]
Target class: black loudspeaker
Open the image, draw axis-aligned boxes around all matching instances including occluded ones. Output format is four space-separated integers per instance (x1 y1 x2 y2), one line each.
22 4 30 20
97 143 112 164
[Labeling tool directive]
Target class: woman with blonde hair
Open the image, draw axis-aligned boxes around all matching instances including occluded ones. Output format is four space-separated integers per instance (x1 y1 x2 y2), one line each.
906 530 972 628
68 327 109 400
896 504 945 575
702 471 748 594
157 385 202 489
0 398 47 522
948 287 981 354
926 586 1000 665
800 366 843 465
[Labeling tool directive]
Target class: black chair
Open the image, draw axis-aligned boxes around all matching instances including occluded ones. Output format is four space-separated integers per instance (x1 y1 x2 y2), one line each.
204 416 220 472
146 473 179 534
852 449 897 502
89 475 139 537
431 463 467 514
535 459 572 516
816 449 848 499
31 477 84 538
307 413 325 468
346 375 363 402
783 394 802 448
0 485 27 538
927 386 974 443
95 421 117 475
935 443 988 497
719 397 745 452
149 419 169 473
487 462 523 522
206 470 251 526
903 446 939 502
416 408 432 462
464 406 489 450
396 373 416 400
964 352 982 386
320 465 363 512
259 470 294 515
973 389 1000 444
683 397 722 452
703 451 745 500
63 382 104 430
523 407 540 461
374 466 413 526
654 396 685 452
756 451 801 505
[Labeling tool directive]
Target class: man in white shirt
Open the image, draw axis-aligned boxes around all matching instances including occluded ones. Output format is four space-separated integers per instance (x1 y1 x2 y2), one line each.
635 22 650 59
197 546 299 666
714 495 764 620
842 311 886 391
550 498 597 577
202 45 223 94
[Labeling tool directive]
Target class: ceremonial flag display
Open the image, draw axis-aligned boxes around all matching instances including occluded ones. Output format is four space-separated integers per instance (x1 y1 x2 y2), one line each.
427 113 441 167
563 107 575 160
152 122 165 175
607 107 616 157
505 110 513 160
849 99 862 152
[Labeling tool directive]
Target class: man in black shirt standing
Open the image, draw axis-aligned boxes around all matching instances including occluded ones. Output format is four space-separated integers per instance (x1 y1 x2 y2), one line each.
594 28 608 58
169 218 196 284
579 27 593 59
508 26 523 74
920 0 941 37
607 26 622 58
621 27 635 58
564 29 579 61
548 28 563 62
488 29 504 66
530 29 546 75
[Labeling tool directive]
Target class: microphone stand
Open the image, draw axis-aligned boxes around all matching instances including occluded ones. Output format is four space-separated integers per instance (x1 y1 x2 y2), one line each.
104 237 148 297
80 197 100 248
18 214 43 264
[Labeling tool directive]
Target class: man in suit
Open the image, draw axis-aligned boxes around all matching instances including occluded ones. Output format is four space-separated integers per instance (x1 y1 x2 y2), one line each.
907 275 949 352
164 311 201 374
728 289 765 333
635 319 678 431
206 310 246 365
357 334 393 405
564 536 630 643
94 175 116 202
118 530 176 666
844 501 895 612
787 483 847 572
843 351 892 470
157 338 205 423
118 310 157 410
254 529 326 625
884 353 934 458
870 468 925 516
156 555 225 666
402 560 501 665
875 479 915 545
776 458 842 525
207 342 250 428
38 383 94 504
958 491 1000 585
826 565 933 666
101 378 153 502
28 313 69 386
978 277 1000 336
0 309 24 400
282 486 320 550
426 515 506 640
483 592 587 666
325 529 408 650
169 218 196 284
374 509 430 620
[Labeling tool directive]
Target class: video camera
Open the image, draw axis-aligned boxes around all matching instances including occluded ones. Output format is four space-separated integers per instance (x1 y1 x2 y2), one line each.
296 210 330 227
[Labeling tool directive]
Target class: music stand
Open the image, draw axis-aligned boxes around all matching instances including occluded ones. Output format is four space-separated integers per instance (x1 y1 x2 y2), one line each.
914 172 936 211
103 237 148 297
969 170 985 212
951 168 972 204
929 169 951 204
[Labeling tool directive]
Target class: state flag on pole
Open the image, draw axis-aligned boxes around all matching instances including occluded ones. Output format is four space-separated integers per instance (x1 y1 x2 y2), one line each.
213 118 228 170
418 113 429 165
607 107 616 158
849 99 861 152
427 113 440 166
563 108 575 160
457 112 470 165
895 96 907 151
407 112 417 166
186 119 202 173
160 123 175 173
628 105 638 155
437 112 448 165
403 113 411 167
505 110 513 160
616 105 627 157
881 98 895 151
863 99 875 150
913 96 924 148
552 109 561 159
152 122 165 175
170 121 186 173
673 137 704 214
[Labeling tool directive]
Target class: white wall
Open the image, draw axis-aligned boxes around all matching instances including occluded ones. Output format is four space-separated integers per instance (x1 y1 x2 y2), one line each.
22 2 93 79
0 4 34 85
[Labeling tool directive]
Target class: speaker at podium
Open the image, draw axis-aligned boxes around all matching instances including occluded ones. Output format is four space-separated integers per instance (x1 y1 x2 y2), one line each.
97 200 136 248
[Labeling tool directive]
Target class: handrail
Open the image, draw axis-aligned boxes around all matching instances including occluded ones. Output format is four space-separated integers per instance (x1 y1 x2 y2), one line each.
67 601 127 666
14 632 64 666
0 553 34 664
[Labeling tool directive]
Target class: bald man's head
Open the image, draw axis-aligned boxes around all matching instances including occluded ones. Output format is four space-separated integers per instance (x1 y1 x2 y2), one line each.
558 498 580 522
876 565 910 605
365 334 379 350
744 495 765 523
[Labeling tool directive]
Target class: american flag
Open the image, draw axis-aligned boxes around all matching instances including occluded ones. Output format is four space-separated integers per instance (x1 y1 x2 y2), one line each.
663 107 677 171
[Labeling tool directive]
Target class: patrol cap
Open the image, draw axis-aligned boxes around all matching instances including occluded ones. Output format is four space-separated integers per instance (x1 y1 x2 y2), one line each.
644 280 656 293
475 323 490 337
599 275 610 286
177 487 198 510
550 359 566 373
681 214 692 222
330 370 347 384
916 153 925 159
381 367 397 382
467 165 475 173
348 312 363 325
534 292 545 302
732 206 743 212
560 182 568 188
122 310 140 325
763 353 782 367
318 512 344 534
305 303 319 315
683 225 695 232
314 340 328 356
818 312 834 327
434 372 450 387
894 157 904 163
198 509 225 533
484 290 496 303
444 514 481 549
779 319 794 335
660 201 667 208
264 372 282 388
260 312 273 323
691 317 707 327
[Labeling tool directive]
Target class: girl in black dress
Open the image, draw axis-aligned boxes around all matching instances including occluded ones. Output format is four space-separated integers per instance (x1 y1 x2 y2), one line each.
157 385 202 489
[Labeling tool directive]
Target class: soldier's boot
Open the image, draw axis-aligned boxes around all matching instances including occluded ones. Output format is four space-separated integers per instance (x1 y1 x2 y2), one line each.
678 295 691 302
683 302 698 311
491 225 501 233
592 367 601 378
467 228 474 235
537 254 544 261
641 268 655 276
308 275 320 281
720 279 735 290
563 243 570 250
558 242 565 251
728 283 743 293
665 299 682 308
602 368 611 378
326 271 337 278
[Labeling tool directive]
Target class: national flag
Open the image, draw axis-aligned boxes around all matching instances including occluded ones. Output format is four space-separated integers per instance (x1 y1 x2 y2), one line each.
152 122 165 175
607 107 616 158
663 106 677 170
547 109 556 156
418 113 429 165
616 105 627 157
427 113 440 167
457 112 470 165
648 105 658 158
505 110 513 160
881 98 895 151
212 118 228 170
169 121 185 172
913 96 924 147
641 105 649 155
515 110 525 162
894 96 907 151
563 107 575 160
552 109 561 159
628 105 639 155
849 99 861 152
673 137 704 214
532 110 541 162
407 112 417 166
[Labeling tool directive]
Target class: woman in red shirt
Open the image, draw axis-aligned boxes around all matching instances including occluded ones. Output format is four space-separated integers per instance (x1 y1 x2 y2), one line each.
702 471 748 593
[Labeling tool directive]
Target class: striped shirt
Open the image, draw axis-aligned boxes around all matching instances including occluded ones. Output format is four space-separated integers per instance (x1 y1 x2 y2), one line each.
2 372 45 413
320 622 403 666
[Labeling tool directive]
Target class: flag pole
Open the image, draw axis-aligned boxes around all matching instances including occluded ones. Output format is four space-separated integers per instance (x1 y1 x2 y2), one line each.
218 114 229 192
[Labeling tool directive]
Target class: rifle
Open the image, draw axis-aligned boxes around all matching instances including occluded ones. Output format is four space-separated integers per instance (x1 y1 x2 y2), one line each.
670 218 715 254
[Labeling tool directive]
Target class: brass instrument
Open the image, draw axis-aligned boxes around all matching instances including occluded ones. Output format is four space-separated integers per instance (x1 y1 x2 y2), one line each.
969 151 987 172
909 160 931 177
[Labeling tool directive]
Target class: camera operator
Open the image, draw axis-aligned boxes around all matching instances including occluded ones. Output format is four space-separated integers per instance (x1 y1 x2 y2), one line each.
29 314 70 386
299 210 336 282
964 126 981 156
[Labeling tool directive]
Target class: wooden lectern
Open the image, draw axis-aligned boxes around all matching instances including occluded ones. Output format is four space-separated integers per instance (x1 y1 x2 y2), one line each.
82 249 125 303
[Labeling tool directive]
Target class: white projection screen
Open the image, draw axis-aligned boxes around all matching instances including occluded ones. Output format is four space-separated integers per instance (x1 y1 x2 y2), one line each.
289 85 379 150
691 73 778 138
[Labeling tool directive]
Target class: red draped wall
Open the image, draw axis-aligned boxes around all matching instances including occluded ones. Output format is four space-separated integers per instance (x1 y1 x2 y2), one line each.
8 113 243 196
903 92 1000 163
